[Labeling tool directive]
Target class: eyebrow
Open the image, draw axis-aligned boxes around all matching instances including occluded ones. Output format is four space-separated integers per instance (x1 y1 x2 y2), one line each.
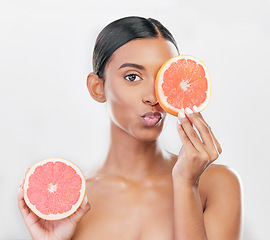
119 63 145 70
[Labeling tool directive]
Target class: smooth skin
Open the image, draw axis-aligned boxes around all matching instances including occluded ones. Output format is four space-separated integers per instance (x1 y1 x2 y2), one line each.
18 37 242 240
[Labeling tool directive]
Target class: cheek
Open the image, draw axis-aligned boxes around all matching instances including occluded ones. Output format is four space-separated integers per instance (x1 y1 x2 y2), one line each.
106 84 129 106
105 82 138 124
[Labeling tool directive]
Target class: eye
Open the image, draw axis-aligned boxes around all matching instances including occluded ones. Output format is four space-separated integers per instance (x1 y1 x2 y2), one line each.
124 74 141 82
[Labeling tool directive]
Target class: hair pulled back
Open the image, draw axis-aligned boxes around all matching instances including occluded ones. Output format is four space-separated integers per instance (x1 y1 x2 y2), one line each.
93 16 179 79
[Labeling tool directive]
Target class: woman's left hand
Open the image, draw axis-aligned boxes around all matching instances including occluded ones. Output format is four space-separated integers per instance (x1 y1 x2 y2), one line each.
172 106 222 186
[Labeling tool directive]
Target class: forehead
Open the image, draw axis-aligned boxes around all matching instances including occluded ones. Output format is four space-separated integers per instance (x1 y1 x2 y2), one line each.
107 37 178 70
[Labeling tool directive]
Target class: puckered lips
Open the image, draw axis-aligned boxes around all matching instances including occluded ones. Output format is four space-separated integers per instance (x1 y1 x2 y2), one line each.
141 111 163 127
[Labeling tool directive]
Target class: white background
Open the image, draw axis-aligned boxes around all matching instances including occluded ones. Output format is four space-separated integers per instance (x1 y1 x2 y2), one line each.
0 0 269 239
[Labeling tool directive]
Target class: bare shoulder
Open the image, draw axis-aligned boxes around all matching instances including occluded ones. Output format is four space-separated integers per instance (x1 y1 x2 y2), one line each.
201 164 241 185
199 163 243 204
199 165 243 239
84 164 103 181
84 166 105 192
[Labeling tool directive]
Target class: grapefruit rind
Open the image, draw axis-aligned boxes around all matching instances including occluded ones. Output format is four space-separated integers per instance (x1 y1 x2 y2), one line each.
23 157 86 221
155 55 211 116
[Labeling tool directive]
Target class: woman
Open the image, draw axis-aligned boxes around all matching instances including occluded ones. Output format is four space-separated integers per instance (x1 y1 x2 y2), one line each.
18 16 242 239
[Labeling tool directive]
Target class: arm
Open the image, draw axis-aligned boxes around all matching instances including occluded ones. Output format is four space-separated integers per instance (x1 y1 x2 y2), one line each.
202 165 242 239
172 107 242 240
173 165 242 240
173 177 207 240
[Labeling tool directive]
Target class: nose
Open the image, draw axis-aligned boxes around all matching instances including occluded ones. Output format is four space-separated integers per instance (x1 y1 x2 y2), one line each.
143 98 158 106
142 81 158 106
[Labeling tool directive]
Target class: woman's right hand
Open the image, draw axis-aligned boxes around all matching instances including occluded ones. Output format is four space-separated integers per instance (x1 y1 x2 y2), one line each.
18 169 90 240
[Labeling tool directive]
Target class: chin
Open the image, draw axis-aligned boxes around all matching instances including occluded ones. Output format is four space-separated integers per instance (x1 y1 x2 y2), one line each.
132 127 163 142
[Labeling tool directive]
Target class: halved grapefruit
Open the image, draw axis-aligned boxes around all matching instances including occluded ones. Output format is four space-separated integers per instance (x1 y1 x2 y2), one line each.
155 55 210 116
23 157 86 220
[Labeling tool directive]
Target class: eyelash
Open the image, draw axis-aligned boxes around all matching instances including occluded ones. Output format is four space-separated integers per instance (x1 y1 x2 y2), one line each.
124 74 141 82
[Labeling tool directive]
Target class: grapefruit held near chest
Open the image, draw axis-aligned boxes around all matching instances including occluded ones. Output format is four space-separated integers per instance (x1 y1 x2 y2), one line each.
23 157 86 220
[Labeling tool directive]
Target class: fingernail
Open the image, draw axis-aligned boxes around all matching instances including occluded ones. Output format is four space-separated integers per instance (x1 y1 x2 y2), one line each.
18 186 22 194
185 107 193 114
19 178 24 187
177 118 181 125
193 106 199 113
178 109 185 118
84 195 88 204
25 167 30 176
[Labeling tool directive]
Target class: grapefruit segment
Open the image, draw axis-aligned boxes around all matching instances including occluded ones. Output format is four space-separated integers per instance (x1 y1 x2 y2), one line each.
23 158 86 220
155 55 211 116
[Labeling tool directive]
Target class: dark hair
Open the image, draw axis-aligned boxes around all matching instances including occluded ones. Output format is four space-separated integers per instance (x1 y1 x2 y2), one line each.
93 16 179 79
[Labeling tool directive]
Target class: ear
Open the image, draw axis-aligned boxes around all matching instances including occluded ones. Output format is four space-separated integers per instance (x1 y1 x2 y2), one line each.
87 73 106 103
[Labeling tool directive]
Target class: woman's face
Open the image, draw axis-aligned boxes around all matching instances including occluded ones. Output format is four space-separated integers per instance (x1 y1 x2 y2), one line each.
103 37 178 141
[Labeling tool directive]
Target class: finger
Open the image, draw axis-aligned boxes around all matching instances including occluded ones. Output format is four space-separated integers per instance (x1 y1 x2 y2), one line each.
18 176 40 223
70 195 91 224
178 109 206 153
186 107 221 162
185 108 219 162
177 121 211 172
196 111 222 153
177 118 204 156
193 106 222 154
18 189 41 230
19 167 30 190
18 168 29 216
25 167 30 176
19 178 24 189
18 183 31 218
186 108 217 148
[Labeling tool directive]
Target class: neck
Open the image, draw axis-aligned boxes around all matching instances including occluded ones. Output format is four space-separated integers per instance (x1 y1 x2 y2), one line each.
101 121 169 181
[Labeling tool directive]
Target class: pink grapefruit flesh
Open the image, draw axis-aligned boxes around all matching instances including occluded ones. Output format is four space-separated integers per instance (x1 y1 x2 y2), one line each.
155 55 211 116
23 158 86 220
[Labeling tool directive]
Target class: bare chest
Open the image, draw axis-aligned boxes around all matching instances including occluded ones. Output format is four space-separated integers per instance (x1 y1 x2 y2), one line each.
73 179 175 240
73 177 206 240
